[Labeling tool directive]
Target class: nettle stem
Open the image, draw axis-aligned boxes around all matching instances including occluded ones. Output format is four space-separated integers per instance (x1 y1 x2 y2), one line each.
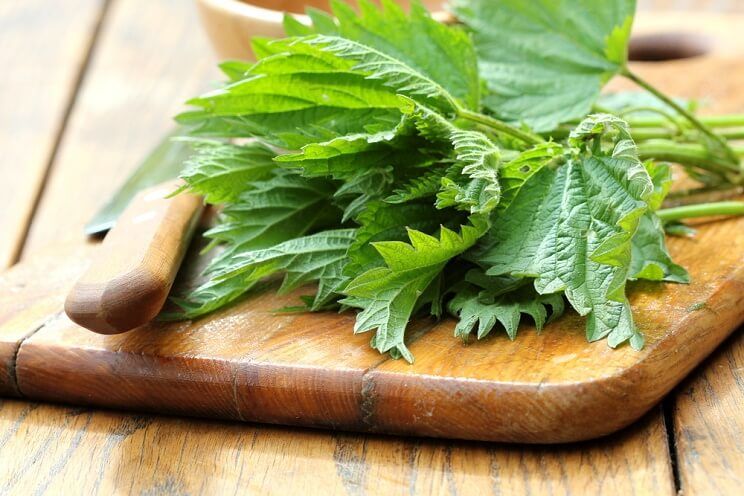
637 141 742 181
622 68 741 165
546 127 744 142
458 108 544 146
657 201 744 222
627 113 744 129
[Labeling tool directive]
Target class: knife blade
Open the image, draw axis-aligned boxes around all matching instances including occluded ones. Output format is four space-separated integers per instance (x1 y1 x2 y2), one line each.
84 128 192 236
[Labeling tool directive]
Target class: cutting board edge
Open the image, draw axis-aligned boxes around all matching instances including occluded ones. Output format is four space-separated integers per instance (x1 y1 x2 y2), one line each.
11 274 743 443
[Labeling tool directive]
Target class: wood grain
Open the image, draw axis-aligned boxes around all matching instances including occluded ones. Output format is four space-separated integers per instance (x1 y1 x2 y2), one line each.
0 398 674 495
671 330 744 495
0 0 104 397
65 182 203 334
0 0 104 267
3 4 743 494
0 248 91 396
19 0 218 259
9 203 742 442
615 19 744 493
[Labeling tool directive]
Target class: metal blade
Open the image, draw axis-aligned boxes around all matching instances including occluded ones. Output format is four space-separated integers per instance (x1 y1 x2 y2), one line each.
85 129 192 235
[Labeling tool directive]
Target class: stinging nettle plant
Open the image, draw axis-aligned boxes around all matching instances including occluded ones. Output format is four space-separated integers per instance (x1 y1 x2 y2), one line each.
170 0 744 362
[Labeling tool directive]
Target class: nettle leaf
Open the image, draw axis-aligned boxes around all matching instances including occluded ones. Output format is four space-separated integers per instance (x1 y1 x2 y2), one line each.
630 213 689 283
384 164 457 204
498 143 564 210
334 167 395 222
449 283 565 340
219 61 253 81
204 171 340 268
320 0 480 111
177 140 276 204
402 100 502 214
342 216 489 361
188 71 400 118
273 117 431 180
346 200 455 274
453 0 635 131
224 229 356 310
283 8 340 37
629 161 688 283
476 115 652 349
183 42 403 148
436 130 501 214
175 229 355 318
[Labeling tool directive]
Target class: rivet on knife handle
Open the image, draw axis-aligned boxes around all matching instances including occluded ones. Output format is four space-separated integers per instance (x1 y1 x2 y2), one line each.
65 181 203 334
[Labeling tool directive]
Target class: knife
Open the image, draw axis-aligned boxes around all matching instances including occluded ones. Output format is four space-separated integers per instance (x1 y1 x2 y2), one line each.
85 129 193 236
66 180 204 334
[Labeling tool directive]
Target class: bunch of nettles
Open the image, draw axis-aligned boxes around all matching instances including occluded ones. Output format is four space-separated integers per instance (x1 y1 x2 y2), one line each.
171 0 744 361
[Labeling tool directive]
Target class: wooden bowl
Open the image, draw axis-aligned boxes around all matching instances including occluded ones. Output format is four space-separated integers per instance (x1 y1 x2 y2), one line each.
196 0 448 60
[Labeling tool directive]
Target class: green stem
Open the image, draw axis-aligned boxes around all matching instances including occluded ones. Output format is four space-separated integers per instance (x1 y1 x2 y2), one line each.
657 201 744 222
620 106 682 132
627 113 744 129
544 126 744 142
637 140 742 178
667 184 744 201
623 68 740 165
458 108 544 146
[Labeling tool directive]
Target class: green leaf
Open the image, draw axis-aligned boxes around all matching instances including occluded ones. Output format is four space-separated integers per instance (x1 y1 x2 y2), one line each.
205 171 340 268
284 8 339 36
402 100 502 214
342 216 489 361
315 0 480 111
273 117 432 180
497 143 564 211
626 159 688 282
224 229 356 308
189 71 401 117
476 116 652 348
333 167 395 222
345 200 455 274
177 140 276 204
384 164 456 204
183 43 403 148
630 213 690 283
453 0 635 131
219 60 253 81
449 283 565 340
174 229 355 318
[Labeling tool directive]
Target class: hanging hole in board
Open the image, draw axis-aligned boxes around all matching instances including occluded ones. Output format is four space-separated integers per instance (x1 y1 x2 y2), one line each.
628 32 713 61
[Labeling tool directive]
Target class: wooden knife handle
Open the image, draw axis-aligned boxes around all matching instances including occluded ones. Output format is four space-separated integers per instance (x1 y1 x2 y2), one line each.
65 181 203 334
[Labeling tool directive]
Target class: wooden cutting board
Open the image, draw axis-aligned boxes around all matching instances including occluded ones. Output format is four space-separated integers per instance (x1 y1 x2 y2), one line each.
1 19 743 445
0 204 741 444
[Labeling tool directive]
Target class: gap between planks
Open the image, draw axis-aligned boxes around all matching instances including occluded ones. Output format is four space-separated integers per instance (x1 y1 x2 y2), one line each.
4 0 116 396
7 0 114 269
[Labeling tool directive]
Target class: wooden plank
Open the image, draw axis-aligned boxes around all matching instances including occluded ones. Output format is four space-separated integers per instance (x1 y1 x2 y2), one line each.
0 249 91 396
0 0 104 269
0 0 105 395
0 398 674 495
19 0 218 258
672 330 744 495
617 18 744 493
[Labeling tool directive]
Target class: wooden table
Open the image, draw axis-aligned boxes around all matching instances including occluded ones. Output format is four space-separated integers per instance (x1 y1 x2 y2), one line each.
0 1 742 494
